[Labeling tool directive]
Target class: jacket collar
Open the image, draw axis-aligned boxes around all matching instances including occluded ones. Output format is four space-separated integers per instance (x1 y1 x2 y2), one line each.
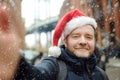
59 45 97 74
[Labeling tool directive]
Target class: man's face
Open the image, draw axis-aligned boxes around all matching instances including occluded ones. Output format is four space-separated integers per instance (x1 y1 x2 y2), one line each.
64 25 95 58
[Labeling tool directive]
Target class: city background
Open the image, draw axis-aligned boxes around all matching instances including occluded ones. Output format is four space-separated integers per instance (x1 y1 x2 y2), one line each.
22 1 120 80
6 0 120 80
22 0 120 53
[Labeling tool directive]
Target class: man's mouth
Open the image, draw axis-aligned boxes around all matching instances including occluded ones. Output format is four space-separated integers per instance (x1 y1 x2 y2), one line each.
75 46 88 50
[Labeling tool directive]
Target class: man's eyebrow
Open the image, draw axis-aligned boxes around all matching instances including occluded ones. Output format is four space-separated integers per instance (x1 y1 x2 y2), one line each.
85 33 94 36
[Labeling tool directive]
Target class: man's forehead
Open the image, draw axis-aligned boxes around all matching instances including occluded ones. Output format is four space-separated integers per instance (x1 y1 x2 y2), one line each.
71 25 95 33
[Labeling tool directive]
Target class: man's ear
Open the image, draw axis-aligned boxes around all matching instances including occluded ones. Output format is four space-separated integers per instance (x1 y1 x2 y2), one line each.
63 38 67 47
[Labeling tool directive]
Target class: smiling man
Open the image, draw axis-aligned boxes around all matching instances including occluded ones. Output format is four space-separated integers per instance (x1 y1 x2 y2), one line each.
48 9 109 80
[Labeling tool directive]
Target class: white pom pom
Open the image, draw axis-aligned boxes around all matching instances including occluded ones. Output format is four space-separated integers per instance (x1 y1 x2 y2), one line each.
48 46 61 57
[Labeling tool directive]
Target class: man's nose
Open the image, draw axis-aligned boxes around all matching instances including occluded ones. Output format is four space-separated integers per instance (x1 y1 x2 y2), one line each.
78 36 87 45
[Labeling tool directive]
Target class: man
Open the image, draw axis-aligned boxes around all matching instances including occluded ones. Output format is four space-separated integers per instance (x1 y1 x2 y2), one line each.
48 9 109 80
0 2 108 79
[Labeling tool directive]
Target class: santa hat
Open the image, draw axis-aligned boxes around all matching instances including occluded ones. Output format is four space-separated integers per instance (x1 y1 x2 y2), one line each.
48 9 97 57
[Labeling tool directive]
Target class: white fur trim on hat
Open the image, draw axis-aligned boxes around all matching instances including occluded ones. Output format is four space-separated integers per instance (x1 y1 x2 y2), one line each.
48 46 61 57
62 16 97 40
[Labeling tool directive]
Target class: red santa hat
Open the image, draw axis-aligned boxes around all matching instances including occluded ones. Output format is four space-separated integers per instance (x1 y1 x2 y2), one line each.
48 9 97 57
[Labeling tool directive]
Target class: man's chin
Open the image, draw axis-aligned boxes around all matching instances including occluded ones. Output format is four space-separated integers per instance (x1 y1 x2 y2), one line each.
74 52 91 58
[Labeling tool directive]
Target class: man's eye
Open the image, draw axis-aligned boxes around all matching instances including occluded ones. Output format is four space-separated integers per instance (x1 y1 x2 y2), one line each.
86 36 93 39
72 35 79 38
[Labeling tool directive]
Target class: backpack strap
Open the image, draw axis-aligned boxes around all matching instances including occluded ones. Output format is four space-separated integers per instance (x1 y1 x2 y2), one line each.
57 60 67 80
96 66 109 80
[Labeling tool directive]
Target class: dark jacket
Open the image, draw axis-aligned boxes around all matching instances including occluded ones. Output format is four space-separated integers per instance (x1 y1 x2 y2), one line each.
14 56 59 80
14 45 109 80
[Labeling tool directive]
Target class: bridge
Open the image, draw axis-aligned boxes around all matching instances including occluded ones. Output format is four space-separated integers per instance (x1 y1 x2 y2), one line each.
26 16 58 34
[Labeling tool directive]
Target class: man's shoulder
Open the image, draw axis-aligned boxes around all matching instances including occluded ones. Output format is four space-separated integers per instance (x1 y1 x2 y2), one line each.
95 66 106 74
94 66 109 80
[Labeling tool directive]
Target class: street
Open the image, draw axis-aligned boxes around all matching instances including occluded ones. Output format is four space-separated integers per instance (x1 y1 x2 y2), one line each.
106 58 120 80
